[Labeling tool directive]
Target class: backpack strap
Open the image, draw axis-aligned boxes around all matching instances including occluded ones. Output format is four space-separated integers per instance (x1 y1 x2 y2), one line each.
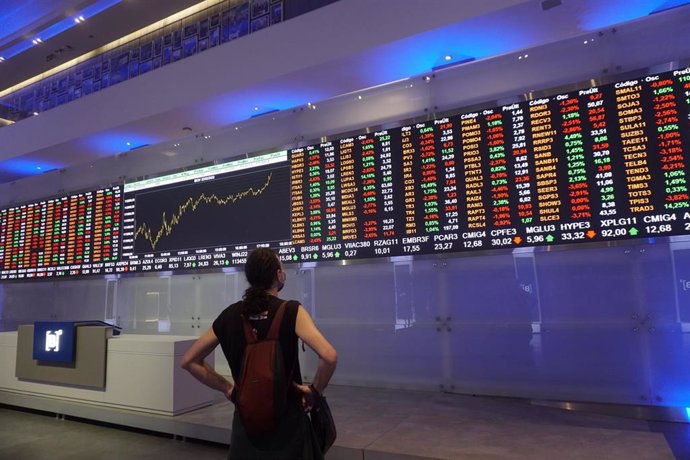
269 300 298 388
266 301 288 340
241 300 288 344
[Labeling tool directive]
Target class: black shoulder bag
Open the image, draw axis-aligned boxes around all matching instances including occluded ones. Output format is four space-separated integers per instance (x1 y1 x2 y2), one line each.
309 384 336 454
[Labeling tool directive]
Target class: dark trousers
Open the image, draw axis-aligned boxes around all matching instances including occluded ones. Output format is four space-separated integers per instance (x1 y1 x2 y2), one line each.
228 397 324 460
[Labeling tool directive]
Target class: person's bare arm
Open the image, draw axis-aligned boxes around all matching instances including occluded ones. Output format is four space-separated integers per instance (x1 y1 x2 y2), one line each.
180 327 233 400
295 305 337 394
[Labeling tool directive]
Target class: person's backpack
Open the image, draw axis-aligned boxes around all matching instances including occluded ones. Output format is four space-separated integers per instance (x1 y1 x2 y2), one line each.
235 300 291 436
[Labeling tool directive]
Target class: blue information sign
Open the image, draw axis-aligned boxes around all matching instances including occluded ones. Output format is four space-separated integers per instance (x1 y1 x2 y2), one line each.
32 321 76 363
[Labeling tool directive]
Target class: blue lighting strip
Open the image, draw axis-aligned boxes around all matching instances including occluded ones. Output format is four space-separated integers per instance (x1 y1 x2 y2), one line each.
0 0 122 61
650 0 690 13
250 108 280 118
431 56 476 72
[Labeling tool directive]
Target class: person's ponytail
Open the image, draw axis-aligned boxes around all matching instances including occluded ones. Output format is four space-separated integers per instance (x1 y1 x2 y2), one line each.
242 248 281 315
242 285 271 316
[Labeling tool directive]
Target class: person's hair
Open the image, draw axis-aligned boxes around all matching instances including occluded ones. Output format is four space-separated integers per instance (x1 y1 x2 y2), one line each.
242 248 281 315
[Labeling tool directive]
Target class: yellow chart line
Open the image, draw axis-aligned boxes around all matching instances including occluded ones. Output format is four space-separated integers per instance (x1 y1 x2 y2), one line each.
135 172 273 250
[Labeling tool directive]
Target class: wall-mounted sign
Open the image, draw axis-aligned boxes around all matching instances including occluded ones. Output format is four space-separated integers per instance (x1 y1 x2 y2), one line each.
32 321 76 363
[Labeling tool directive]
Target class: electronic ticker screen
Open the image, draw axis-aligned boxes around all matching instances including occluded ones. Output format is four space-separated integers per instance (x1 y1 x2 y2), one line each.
2 67 690 279
0 187 121 279
286 68 690 261
119 151 291 273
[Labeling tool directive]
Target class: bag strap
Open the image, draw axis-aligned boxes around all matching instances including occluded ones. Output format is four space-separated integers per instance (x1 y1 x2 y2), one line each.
267 300 288 340
241 300 288 344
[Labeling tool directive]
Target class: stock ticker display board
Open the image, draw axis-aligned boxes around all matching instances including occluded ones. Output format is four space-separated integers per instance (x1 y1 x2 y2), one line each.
0 188 121 278
2 67 690 279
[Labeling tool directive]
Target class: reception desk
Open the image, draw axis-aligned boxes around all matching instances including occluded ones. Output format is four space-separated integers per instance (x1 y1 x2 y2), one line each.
0 331 214 416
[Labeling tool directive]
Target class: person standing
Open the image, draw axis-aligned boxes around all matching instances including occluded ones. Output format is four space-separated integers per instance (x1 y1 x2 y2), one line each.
181 248 337 459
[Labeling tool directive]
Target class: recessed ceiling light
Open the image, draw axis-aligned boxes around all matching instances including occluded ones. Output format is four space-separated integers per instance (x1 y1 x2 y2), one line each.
357 95 362 100
126 142 131 146
36 166 42 170
424 75 431 82
254 106 259 111
33 112 39 115
444 55 452 61
0 57 5 62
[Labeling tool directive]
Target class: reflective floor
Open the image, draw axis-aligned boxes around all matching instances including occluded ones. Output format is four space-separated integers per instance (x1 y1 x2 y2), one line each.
0 408 227 460
1 385 688 459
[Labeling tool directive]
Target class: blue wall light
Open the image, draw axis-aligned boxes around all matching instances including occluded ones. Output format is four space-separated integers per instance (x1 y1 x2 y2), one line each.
432 55 476 72
206 86 322 125
86 132 160 156
0 158 61 176
580 0 670 30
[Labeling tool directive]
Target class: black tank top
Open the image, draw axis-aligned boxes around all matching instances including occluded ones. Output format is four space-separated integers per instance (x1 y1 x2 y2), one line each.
212 296 303 386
